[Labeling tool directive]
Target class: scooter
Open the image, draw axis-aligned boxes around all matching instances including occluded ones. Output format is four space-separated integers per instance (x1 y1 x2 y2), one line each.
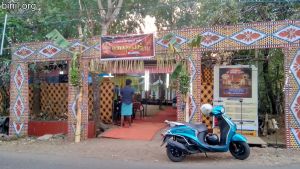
161 103 250 162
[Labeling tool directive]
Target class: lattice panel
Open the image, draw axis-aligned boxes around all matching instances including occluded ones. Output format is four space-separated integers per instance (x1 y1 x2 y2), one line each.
28 85 33 114
200 83 213 128
202 67 213 84
28 84 94 120
201 83 214 104
99 78 114 124
40 83 68 119
202 115 212 129
200 67 214 129
88 86 94 120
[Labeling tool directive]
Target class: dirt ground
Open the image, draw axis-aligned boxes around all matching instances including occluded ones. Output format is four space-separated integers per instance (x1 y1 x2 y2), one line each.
0 130 300 167
1 105 299 166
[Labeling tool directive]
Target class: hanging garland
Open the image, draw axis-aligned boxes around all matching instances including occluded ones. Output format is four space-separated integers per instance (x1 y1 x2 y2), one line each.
90 59 145 74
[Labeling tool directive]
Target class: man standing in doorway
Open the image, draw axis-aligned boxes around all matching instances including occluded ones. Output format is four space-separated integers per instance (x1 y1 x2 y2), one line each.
120 79 135 127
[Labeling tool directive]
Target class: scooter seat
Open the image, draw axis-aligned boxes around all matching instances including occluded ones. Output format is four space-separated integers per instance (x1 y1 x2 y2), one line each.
184 123 207 133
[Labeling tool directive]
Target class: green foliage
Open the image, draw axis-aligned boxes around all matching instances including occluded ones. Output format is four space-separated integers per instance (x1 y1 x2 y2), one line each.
187 34 201 48
166 32 200 97
257 49 285 114
0 58 10 84
69 52 80 86
179 70 190 97
171 62 183 79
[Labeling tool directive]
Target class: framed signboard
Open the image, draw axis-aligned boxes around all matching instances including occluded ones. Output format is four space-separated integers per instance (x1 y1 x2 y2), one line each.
101 33 154 61
219 67 252 98
213 65 258 135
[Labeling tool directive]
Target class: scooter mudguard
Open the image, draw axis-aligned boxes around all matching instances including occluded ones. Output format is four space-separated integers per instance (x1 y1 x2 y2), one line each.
161 134 173 146
231 133 247 143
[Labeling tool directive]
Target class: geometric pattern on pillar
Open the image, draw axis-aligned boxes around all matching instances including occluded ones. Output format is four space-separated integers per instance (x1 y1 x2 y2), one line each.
81 60 89 139
9 63 29 136
190 52 202 123
289 49 300 128
285 47 300 149
290 128 300 149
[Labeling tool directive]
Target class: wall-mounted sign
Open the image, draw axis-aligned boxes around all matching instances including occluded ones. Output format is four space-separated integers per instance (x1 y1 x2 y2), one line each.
101 34 154 61
219 67 252 98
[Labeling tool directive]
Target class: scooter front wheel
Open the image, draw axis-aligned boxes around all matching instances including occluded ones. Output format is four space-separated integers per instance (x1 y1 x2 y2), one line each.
229 141 250 160
166 144 186 162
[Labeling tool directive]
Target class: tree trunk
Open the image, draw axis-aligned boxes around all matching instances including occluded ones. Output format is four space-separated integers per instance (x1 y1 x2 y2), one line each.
262 49 277 114
75 0 84 142
185 94 190 122
101 24 109 35
75 86 83 143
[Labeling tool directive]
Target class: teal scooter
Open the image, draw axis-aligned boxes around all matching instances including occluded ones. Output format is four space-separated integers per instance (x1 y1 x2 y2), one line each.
162 104 250 162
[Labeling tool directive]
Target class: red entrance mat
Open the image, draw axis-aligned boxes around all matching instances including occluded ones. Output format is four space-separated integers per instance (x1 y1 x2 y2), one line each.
101 107 177 141
100 122 165 141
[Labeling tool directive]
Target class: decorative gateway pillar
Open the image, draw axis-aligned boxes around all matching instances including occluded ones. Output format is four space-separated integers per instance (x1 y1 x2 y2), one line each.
67 59 89 140
189 52 202 123
284 46 300 149
176 52 202 123
9 62 29 137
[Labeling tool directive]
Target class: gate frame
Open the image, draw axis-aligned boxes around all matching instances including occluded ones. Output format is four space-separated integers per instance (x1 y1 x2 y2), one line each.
10 20 300 148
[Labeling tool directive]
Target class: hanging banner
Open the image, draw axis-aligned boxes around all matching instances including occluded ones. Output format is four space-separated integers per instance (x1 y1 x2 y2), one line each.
101 33 154 61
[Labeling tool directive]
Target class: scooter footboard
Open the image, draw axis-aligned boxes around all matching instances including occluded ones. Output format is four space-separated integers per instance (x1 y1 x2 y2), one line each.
231 133 247 143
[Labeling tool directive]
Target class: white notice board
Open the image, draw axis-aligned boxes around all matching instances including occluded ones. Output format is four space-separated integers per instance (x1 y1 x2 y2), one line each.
213 65 258 134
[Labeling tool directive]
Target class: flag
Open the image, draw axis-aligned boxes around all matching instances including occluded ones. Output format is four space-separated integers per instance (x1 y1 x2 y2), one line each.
46 29 70 49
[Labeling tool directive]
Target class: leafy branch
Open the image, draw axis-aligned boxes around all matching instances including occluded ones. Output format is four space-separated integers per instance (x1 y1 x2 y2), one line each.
70 52 81 86
164 33 201 97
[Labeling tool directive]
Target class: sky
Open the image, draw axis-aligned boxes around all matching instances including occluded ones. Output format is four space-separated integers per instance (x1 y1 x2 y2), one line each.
141 15 157 34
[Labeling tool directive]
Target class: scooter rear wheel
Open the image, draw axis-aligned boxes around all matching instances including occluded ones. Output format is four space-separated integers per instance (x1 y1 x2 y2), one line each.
166 144 186 162
229 141 250 160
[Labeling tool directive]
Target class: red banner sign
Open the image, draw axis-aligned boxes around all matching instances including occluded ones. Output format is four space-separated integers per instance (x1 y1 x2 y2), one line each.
101 34 154 61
